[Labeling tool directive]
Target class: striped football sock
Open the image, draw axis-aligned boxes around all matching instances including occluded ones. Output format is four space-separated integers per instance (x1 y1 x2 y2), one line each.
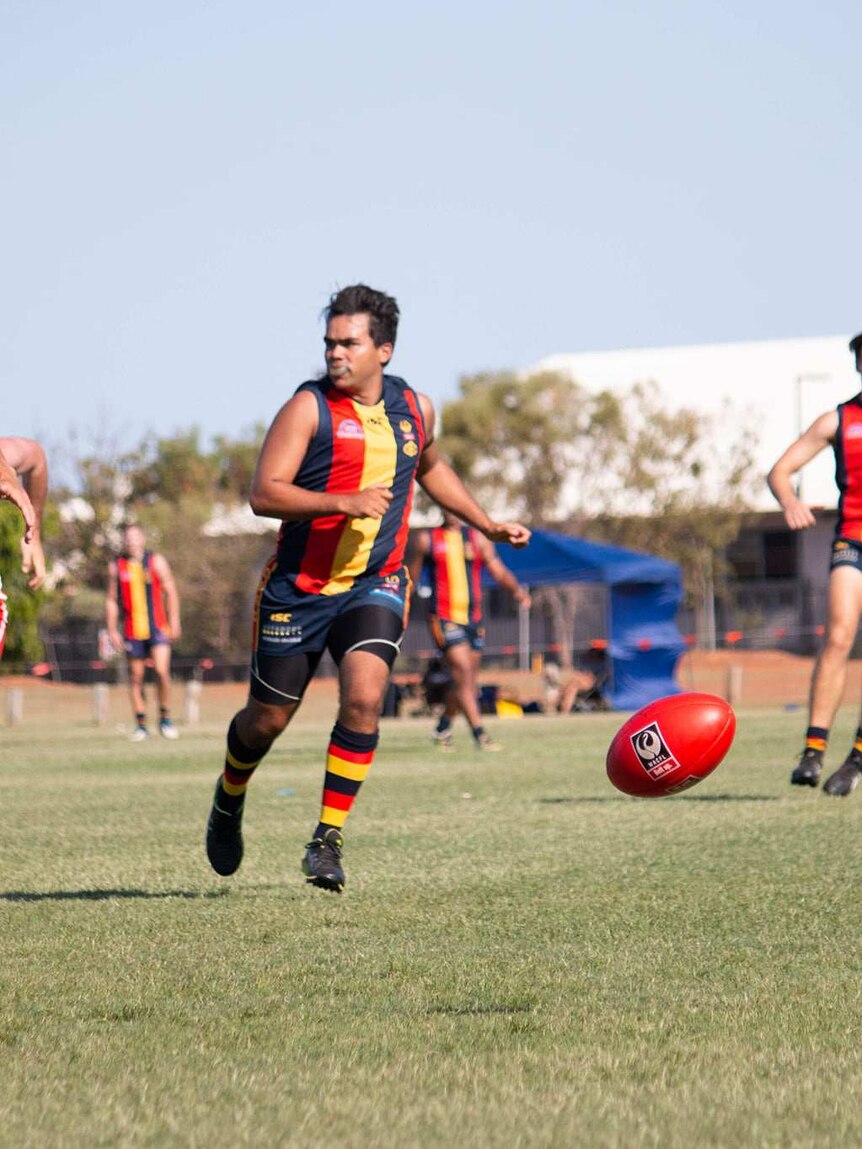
805 726 828 754
314 722 378 838
216 717 268 814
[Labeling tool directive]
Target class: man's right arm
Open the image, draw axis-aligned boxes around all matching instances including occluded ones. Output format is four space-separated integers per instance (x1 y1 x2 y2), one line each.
105 561 123 651
767 410 838 531
248 391 393 521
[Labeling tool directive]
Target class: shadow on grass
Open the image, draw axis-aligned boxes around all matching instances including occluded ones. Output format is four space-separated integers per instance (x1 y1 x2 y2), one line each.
538 794 780 804
0 888 229 903
427 1002 534 1017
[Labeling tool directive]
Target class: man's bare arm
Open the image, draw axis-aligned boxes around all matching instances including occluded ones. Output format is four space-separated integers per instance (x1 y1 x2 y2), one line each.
767 410 838 531
248 392 393 521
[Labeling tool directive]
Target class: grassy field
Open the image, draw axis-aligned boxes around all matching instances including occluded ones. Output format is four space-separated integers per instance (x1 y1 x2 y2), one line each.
2 694 862 1148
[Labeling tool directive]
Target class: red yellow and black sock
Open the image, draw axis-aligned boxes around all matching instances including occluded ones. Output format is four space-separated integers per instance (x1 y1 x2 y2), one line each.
314 722 378 839
215 718 268 814
853 727 862 756
805 726 828 755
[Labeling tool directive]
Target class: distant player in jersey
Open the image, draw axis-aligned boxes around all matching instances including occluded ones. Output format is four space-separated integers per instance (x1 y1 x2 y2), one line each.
0 437 47 660
205 284 530 892
106 524 182 741
767 329 862 796
410 511 531 751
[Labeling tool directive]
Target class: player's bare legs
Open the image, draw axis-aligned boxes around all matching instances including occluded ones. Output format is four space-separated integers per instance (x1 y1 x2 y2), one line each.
793 566 862 791
127 657 148 740
436 643 499 750
808 567 862 727
444 643 483 730
336 649 391 732
150 642 179 738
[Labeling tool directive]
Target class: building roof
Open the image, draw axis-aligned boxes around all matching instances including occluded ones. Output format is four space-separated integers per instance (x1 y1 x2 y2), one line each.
533 335 859 510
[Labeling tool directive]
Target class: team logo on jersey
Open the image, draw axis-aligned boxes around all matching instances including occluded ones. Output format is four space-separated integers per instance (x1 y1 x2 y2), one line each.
403 441 419 456
336 419 364 440
630 722 679 779
399 420 413 433
268 612 292 622
847 425 862 439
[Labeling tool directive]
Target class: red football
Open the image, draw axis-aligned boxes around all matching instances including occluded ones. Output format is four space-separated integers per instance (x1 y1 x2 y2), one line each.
606 692 736 797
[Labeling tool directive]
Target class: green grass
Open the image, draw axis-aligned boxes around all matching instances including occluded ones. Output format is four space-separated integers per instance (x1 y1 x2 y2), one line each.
2 702 862 1148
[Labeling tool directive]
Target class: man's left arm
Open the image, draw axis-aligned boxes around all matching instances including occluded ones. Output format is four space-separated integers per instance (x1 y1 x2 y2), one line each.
153 554 182 642
415 396 530 548
477 536 532 608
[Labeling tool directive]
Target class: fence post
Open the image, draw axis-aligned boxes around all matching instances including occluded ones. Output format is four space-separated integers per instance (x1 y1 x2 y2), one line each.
726 664 743 707
92 683 110 726
6 688 23 726
184 679 202 727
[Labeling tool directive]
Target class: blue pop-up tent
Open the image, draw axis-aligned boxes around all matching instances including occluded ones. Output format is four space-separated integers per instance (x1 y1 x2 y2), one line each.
496 529 685 710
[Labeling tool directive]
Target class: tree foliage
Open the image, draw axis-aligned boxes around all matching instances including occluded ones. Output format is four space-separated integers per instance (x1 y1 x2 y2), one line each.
437 369 760 619
49 424 269 663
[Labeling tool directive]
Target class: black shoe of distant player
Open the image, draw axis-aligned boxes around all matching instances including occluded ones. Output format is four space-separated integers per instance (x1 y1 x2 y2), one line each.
302 828 345 893
790 748 823 788
823 751 862 798
206 789 244 876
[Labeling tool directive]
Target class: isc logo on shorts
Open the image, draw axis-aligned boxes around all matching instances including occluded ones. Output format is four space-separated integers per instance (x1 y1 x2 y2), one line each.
630 722 679 779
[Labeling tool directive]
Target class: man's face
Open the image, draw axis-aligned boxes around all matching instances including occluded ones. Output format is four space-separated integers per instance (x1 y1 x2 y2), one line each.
123 527 145 559
324 313 392 395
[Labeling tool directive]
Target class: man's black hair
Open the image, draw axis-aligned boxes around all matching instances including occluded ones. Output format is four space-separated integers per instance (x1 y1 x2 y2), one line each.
325 284 400 349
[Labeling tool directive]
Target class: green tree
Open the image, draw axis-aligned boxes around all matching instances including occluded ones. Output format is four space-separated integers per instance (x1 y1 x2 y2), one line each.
49 425 274 663
436 371 759 652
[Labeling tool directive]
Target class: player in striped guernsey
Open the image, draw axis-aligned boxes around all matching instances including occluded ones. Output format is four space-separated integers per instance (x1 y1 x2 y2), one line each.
768 330 862 796
0 437 46 661
205 284 530 891
411 511 531 751
106 524 182 742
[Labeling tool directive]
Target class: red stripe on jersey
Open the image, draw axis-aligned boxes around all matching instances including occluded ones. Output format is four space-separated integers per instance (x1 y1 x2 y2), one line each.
467 529 483 622
838 399 862 541
296 398 367 593
380 388 427 576
149 562 168 632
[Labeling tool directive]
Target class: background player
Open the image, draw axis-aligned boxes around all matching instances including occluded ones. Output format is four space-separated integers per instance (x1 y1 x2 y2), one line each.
106 524 182 741
767 329 862 796
205 284 530 893
410 511 531 751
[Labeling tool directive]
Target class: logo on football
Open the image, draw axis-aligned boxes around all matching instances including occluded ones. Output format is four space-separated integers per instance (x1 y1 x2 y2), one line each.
606 692 736 797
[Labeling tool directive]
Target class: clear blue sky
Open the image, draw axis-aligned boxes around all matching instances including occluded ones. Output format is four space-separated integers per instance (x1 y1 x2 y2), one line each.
3 1 860 467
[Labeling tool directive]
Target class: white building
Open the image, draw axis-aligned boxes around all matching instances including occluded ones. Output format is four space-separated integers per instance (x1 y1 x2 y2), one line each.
533 335 860 512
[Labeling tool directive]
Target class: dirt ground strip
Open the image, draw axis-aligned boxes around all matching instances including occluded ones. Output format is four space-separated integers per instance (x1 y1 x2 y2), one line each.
0 650 855 732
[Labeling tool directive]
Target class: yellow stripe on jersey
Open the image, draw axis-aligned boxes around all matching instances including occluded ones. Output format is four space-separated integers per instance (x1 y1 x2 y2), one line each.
127 561 151 640
444 529 471 625
322 399 399 595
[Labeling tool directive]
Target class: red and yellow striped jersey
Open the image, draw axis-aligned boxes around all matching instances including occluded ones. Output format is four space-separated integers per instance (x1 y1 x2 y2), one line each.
425 525 484 626
835 395 862 541
276 375 426 595
116 552 169 640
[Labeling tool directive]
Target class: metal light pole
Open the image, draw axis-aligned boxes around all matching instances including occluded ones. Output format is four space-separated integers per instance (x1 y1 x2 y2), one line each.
794 372 832 500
